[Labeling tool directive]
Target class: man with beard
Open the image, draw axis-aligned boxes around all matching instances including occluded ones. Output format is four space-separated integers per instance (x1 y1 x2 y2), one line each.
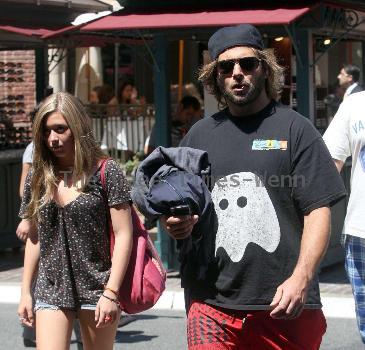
161 24 346 349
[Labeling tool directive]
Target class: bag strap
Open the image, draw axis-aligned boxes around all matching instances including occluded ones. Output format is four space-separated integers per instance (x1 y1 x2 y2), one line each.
100 158 109 194
99 158 142 230
100 158 166 276
100 158 111 223
99 158 116 256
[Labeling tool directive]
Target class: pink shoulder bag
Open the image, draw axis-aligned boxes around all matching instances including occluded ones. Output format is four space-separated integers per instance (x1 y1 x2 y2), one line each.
100 159 166 314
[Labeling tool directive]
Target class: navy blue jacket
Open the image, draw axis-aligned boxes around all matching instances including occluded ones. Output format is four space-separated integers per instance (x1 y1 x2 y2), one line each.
131 146 215 286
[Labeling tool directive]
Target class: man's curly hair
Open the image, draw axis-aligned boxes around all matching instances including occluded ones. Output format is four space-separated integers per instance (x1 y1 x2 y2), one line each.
198 48 285 109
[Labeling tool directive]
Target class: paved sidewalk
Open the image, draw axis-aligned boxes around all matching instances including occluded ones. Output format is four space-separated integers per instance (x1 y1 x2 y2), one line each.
0 248 355 317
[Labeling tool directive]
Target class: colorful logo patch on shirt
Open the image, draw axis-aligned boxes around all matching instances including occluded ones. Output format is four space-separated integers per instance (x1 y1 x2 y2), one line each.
252 139 288 151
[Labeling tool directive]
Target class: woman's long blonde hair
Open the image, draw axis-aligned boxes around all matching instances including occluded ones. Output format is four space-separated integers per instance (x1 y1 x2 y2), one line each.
27 92 106 221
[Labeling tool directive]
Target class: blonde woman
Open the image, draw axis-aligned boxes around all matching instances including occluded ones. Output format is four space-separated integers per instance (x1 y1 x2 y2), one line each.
16 92 133 350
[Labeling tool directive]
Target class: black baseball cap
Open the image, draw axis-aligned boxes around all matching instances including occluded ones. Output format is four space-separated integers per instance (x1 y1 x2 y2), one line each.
208 24 264 60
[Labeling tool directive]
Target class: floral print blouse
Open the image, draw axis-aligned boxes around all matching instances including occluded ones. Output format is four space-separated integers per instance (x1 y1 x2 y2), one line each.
19 159 131 309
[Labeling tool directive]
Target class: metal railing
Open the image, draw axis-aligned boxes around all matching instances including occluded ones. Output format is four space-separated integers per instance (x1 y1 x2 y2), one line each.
86 103 155 163
0 104 155 164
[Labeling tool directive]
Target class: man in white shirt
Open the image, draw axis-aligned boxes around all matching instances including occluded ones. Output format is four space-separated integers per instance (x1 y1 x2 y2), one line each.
323 91 365 344
337 64 363 98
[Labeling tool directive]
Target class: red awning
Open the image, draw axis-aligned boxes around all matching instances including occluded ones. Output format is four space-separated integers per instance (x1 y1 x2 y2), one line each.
81 7 312 31
0 25 53 37
42 25 79 39
43 23 149 47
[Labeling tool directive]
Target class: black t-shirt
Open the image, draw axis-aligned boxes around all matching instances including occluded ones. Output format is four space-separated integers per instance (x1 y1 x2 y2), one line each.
180 101 346 310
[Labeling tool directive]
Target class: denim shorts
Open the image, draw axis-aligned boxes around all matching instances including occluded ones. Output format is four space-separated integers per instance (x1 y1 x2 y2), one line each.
34 300 97 312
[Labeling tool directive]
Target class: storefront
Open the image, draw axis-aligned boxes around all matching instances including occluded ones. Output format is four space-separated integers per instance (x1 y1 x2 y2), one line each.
45 1 365 268
312 6 365 132
0 0 112 251
48 3 365 128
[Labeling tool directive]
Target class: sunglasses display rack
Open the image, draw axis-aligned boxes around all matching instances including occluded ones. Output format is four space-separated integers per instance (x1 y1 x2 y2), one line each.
0 60 32 150
0 57 34 150
0 62 27 122
0 94 26 116
0 123 32 150
0 62 25 83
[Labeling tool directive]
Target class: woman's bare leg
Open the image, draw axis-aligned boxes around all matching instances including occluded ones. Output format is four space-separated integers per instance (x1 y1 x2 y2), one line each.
78 309 120 350
36 309 75 350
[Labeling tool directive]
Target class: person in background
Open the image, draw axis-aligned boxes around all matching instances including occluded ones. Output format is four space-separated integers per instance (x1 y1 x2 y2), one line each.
161 24 346 349
19 115 35 200
118 81 135 105
118 81 146 118
91 85 118 105
90 84 119 117
19 87 54 201
337 64 363 99
324 83 345 124
89 85 102 104
323 90 365 345
146 95 202 155
16 92 133 350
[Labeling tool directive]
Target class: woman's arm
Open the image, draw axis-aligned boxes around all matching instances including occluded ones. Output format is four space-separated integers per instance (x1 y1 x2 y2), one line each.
106 202 133 292
18 226 39 327
95 202 133 328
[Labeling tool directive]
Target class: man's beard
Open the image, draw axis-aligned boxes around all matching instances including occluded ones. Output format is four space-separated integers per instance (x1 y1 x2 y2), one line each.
218 74 266 106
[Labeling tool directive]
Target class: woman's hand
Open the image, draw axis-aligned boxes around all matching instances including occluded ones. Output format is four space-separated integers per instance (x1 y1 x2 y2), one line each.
95 289 120 328
16 219 36 242
18 293 34 328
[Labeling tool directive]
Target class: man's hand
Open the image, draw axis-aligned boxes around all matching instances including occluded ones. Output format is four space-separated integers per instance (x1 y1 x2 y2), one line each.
270 207 330 320
160 215 199 240
270 272 309 320
16 219 37 242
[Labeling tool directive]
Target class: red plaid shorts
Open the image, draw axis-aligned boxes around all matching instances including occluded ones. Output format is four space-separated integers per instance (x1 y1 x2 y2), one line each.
187 300 326 350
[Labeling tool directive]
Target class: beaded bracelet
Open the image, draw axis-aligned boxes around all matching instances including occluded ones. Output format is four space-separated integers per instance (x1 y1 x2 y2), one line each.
102 293 120 306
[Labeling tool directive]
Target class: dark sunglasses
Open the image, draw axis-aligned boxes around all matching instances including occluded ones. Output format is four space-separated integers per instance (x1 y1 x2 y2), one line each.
3 109 25 115
0 77 24 82
2 102 25 108
8 94 24 100
0 69 15 74
0 62 22 68
217 57 261 74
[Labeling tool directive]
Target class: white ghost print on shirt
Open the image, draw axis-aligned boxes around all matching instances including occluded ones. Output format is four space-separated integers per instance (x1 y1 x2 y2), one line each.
211 171 281 262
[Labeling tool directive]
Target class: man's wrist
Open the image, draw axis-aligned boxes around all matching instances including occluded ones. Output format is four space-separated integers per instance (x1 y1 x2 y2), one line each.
292 267 313 284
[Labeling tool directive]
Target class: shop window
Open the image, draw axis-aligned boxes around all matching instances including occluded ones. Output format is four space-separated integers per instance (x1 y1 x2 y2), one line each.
314 38 363 133
269 37 292 107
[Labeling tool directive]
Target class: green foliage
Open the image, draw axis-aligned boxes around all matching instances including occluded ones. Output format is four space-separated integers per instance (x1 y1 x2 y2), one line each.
124 151 144 176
